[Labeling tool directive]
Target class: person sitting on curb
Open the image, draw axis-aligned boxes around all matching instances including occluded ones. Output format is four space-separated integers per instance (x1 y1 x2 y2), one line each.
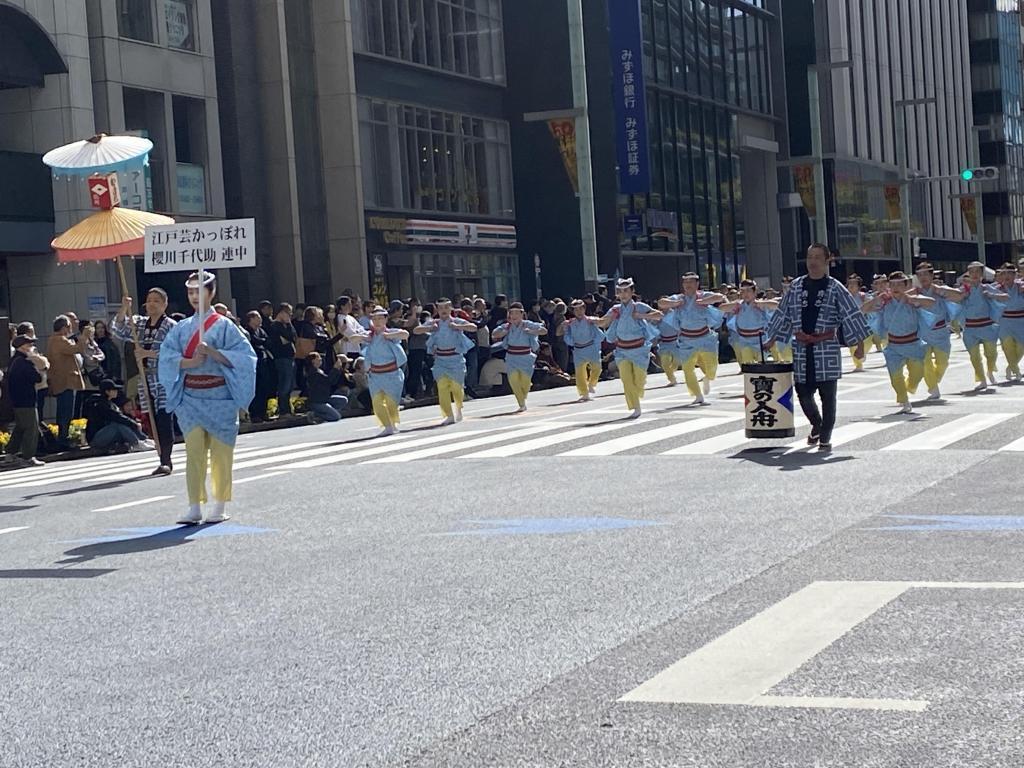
85 380 155 454
304 352 349 423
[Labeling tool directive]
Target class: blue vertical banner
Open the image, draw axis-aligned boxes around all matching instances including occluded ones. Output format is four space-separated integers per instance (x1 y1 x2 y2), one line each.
608 0 651 195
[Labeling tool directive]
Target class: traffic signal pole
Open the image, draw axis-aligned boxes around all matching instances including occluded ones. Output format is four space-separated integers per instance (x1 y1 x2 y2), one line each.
969 127 986 265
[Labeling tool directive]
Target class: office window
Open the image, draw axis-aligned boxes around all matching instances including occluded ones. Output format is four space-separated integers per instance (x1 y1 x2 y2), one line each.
172 96 208 214
165 0 197 51
358 97 513 217
118 0 155 43
123 88 167 211
354 0 506 83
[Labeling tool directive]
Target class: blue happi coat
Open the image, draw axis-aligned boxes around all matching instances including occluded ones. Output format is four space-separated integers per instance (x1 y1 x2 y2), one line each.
876 299 929 372
494 321 544 374
727 302 770 350
359 332 407 404
916 288 959 353
602 300 659 367
668 293 723 358
960 284 1001 347
158 311 257 447
999 281 1024 345
564 317 604 365
763 276 872 384
423 318 473 383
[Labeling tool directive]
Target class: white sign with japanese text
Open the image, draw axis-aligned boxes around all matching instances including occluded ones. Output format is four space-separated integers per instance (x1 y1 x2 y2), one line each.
144 218 256 273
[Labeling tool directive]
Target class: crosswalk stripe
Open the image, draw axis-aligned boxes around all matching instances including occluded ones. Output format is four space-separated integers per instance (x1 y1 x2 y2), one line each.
560 417 737 456
0 526 29 536
93 496 175 512
276 428 497 470
785 420 899 450
467 419 644 458
662 429 750 456
883 413 1010 451
0 444 267 487
998 435 1024 452
365 423 565 464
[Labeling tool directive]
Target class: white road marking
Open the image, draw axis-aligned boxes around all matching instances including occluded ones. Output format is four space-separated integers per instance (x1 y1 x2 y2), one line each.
784 420 899 450
467 419 645 458
92 495 175 513
0 526 29 536
662 429 750 455
560 417 737 456
621 580 1024 712
883 413 1009 451
234 471 290 484
365 423 565 464
284 427 513 469
998 435 1024 452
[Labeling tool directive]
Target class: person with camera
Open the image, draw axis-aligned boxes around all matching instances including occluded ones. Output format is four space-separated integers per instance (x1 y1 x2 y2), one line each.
5 333 48 466
46 314 92 450
304 352 349 423
85 379 155 453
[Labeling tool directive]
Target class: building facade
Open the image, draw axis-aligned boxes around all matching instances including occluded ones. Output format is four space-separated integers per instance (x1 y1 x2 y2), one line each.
0 0 227 339
213 0 520 310
968 0 1024 265
783 0 977 278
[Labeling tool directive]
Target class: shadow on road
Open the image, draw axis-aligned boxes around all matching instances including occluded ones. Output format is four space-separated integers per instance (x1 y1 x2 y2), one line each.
0 568 116 579
55 523 222 565
727 446 856 471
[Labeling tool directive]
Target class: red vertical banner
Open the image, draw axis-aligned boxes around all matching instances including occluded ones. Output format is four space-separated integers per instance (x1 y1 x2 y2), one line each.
547 119 580 194
884 185 901 221
960 197 978 235
792 165 816 218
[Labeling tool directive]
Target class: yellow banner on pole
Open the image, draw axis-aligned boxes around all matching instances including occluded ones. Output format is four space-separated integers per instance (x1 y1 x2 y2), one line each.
960 197 977 235
884 185 901 221
548 119 579 194
792 165 816 218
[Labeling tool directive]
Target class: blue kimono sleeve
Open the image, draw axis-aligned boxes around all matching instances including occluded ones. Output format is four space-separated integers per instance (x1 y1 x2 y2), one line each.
706 305 725 330
945 300 963 324
490 323 510 351
916 308 937 338
214 320 258 410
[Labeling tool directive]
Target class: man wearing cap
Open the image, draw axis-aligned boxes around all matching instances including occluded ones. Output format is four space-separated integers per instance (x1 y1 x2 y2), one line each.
763 244 871 451
492 302 547 412
909 262 965 398
113 287 177 474
413 298 476 425
159 272 257 525
658 273 726 405
959 261 1008 390
595 277 663 418
85 380 154 452
5 333 48 466
342 305 410 435
564 299 604 402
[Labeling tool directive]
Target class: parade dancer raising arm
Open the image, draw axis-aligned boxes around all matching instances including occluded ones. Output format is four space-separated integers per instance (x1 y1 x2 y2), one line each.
564 299 605 402
908 262 964 399
343 306 409 436
158 272 256 525
763 244 871 452
718 279 780 365
595 278 663 418
959 261 1008 390
491 303 546 412
658 273 725 405
995 263 1024 382
414 298 476 425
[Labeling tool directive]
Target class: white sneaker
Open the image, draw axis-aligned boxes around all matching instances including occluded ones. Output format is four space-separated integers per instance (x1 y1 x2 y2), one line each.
666 380 677 387
701 377 711 395
577 395 591 403
629 407 642 419
177 504 202 525
515 404 527 413
927 388 941 401
899 402 913 414
440 416 455 427
128 439 155 453
204 502 230 524
588 386 596 394
691 395 705 406
379 425 397 437
455 408 463 423
975 381 989 392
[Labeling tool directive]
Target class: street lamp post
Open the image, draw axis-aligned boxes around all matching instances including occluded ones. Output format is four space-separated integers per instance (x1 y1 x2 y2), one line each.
807 61 852 248
567 0 598 291
894 97 936 275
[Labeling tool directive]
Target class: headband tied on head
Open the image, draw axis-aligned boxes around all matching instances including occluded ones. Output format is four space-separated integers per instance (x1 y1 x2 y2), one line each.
570 299 585 308
616 278 634 290
371 305 388 317
185 271 216 289
681 272 700 281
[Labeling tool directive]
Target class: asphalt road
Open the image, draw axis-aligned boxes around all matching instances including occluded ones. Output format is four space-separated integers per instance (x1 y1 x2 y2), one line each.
1 345 1022 767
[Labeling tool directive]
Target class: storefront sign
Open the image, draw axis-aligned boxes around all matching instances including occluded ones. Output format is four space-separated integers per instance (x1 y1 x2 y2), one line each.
623 214 644 237
144 218 256 272
176 163 206 215
87 296 108 322
608 0 650 195
370 217 517 249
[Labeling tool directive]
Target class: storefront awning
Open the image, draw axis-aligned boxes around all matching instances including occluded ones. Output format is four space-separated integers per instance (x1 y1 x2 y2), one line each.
0 3 67 89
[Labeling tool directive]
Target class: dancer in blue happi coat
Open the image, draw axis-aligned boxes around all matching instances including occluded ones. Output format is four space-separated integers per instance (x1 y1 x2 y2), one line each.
343 306 409 436
491 302 547 412
719 279 780 365
909 262 965 399
861 271 935 414
595 278 663 418
996 262 1024 382
158 272 256 525
564 299 604 402
959 261 1009 390
658 272 726 405
414 298 476 424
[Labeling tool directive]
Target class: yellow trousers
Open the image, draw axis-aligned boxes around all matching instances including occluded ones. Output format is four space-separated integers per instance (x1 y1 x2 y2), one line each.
574 359 601 397
889 359 924 404
922 346 950 390
436 376 464 418
372 391 400 428
1002 336 1024 377
660 352 681 385
967 341 998 383
736 346 761 365
618 359 647 410
509 369 532 407
185 428 235 505
773 345 793 363
849 345 865 370
682 350 718 397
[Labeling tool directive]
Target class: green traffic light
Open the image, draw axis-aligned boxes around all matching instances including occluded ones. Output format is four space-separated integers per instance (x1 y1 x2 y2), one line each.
961 169 975 181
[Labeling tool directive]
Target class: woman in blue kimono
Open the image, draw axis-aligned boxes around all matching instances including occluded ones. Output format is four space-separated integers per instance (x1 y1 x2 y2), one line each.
414 299 476 425
861 271 935 414
344 306 409 436
158 272 256 525
491 302 547 412
564 299 605 402
595 278 663 418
